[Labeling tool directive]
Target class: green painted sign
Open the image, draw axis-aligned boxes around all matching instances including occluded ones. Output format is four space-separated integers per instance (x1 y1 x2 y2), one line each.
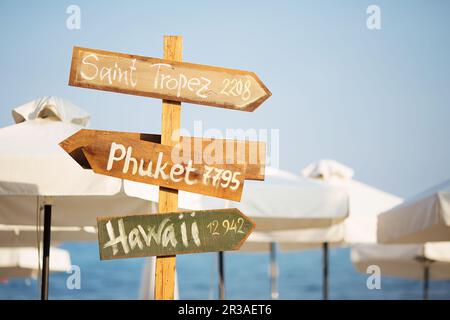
97 208 255 260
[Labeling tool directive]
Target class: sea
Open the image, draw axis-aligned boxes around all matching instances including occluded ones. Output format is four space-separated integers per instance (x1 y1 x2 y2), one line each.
1 242 450 300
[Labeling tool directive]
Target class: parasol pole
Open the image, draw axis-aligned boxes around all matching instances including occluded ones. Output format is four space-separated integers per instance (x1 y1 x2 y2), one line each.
41 197 53 300
322 242 329 300
415 255 433 300
269 242 279 299
218 251 225 300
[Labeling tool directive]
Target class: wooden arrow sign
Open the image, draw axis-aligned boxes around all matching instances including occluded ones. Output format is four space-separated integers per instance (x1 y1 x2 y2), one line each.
60 129 265 180
59 130 246 201
69 47 271 112
97 209 255 260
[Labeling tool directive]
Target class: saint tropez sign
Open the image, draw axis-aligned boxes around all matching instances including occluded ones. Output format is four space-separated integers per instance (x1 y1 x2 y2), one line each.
69 47 271 112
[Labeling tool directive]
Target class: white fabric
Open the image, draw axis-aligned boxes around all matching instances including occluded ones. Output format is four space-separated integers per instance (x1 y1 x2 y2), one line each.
0 224 98 245
351 242 450 280
336 179 402 244
0 118 122 196
238 223 345 252
377 180 450 244
198 167 349 231
0 195 153 247
12 96 90 127
0 194 152 229
301 160 403 244
0 247 71 278
0 99 201 246
233 160 401 252
301 159 355 181
123 182 204 211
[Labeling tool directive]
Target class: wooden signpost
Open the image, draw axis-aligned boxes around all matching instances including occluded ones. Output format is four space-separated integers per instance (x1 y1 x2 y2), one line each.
60 129 266 181
69 46 271 112
64 35 271 300
97 208 255 260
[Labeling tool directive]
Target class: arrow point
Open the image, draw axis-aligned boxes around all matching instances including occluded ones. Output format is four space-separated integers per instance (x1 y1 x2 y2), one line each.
59 129 93 169
59 129 88 152
232 208 256 231
243 73 271 112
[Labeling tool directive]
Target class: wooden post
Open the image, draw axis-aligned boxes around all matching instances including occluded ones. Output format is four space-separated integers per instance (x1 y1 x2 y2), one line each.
154 35 182 300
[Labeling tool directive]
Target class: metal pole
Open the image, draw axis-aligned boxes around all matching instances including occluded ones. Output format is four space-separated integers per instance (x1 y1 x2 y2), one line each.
415 256 433 300
41 204 52 300
218 251 225 300
269 242 279 299
423 263 430 300
322 242 329 300
217 200 231 301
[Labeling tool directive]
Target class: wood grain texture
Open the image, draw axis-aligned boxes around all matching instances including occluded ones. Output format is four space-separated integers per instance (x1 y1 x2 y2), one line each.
76 137 245 201
96 208 256 260
59 129 265 180
68 46 271 112
156 35 183 300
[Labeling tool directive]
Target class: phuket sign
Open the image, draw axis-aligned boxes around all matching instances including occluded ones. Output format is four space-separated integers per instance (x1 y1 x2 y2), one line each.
97 209 255 260
60 129 266 180
60 131 246 201
69 47 271 112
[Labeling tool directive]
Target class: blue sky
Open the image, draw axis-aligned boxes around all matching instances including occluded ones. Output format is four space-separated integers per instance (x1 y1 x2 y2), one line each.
0 0 449 198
